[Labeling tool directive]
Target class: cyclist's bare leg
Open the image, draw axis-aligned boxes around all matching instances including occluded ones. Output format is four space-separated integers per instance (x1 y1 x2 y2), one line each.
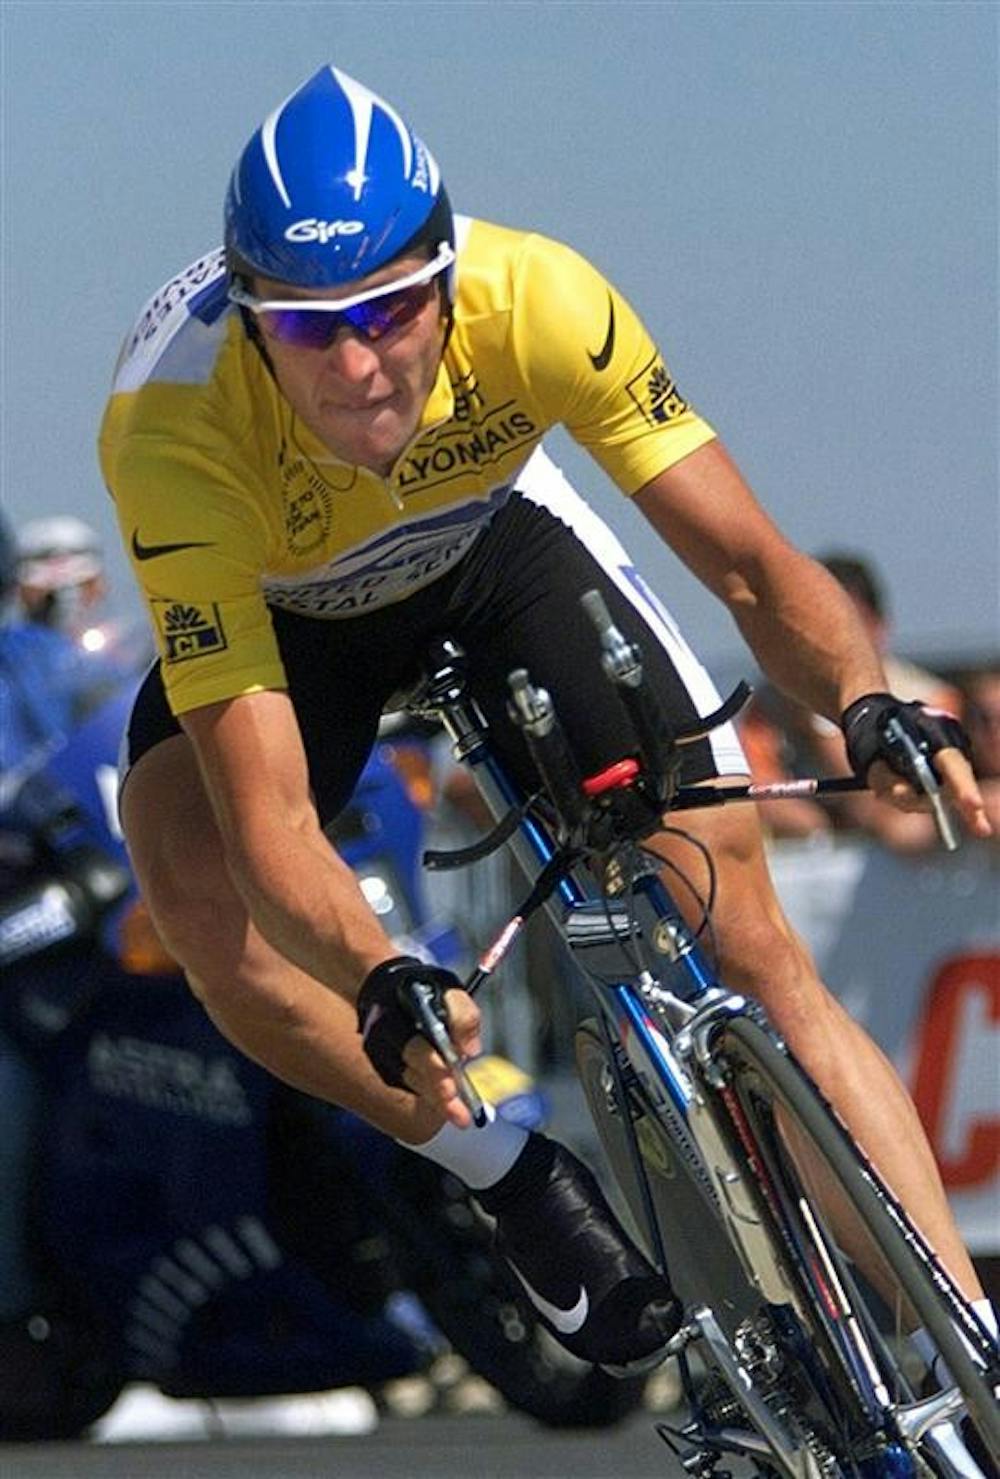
644 790 983 1303
121 734 682 1369
119 734 445 1145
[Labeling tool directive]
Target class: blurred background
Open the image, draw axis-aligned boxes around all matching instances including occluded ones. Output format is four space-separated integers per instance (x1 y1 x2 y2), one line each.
1 0 996 1451
3 0 996 671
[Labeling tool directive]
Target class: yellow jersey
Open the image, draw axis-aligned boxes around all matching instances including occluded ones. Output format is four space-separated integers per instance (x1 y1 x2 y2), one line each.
99 216 716 715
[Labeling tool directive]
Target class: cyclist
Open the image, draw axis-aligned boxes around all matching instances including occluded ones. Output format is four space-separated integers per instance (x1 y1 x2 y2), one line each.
100 64 994 1369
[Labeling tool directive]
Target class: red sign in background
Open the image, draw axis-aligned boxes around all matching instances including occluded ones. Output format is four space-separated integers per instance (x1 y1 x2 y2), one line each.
910 952 1000 1191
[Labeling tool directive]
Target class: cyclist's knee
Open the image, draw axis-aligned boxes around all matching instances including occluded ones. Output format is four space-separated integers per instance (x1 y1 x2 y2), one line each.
711 885 841 1047
650 803 818 996
714 904 816 1004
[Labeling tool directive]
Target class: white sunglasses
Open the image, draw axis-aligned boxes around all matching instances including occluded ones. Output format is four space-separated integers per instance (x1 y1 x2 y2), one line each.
228 242 455 348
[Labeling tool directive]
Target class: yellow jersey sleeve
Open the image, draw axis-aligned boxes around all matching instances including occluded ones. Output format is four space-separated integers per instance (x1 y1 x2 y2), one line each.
507 233 716 494
100 380 287 716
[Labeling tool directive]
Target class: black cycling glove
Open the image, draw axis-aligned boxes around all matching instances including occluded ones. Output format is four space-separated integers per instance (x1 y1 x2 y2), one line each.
841 692 971 786
357 954 463 1089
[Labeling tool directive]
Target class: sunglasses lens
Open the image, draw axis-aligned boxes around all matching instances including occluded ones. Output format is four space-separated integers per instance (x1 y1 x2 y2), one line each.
260 308 339 349
341 281 435 342
256 277 437 348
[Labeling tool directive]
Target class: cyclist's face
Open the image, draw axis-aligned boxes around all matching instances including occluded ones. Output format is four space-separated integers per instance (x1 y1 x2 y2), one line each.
253 255 447 476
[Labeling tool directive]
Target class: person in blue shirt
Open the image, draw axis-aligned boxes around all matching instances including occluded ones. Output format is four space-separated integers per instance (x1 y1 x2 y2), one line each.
0 513 127 1331
0 618 108 781
2 517 128 795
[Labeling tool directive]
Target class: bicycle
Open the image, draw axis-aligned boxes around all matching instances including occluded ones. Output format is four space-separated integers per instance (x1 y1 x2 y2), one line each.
396 588 999 1479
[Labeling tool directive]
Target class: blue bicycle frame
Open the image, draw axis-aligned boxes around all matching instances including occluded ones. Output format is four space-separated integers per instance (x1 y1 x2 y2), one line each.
407 631 998 1479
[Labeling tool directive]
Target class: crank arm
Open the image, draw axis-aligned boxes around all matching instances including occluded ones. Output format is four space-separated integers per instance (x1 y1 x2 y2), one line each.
670 1307 828 1479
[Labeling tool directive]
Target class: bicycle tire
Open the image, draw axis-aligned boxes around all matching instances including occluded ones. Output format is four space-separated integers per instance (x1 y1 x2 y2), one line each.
716 1012 1000 1471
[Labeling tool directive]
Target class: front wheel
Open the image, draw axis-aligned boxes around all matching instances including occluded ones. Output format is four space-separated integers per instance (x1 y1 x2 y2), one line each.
715 1013 1000 1474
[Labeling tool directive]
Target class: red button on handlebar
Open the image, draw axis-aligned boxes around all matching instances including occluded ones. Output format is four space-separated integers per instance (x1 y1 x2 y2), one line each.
581 758 640 796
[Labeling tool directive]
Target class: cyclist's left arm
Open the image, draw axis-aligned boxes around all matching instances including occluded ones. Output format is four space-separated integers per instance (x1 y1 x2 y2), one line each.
505 232 987 836
631 441 991 838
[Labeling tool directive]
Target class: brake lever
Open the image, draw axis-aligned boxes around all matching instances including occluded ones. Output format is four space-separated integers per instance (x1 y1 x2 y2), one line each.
883 716 960 852
402 979 488 1128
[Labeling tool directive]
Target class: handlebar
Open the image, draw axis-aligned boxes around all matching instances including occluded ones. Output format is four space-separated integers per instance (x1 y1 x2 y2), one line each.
507 669 590 835
581 588 676 803
507 588 959 855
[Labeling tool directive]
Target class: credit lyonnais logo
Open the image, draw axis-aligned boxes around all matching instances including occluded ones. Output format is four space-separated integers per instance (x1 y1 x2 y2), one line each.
626 355 690 427
397 404 539 494
153 600 228 663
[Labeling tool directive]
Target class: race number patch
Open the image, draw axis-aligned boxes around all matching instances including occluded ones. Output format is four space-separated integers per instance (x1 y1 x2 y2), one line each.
152 599 228 663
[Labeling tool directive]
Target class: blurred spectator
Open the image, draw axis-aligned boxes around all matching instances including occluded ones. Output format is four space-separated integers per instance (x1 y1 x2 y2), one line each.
16 514 107 639
740 551 959 851
816 553 962 712
956 667 1000 833
15 513 151 682
1 519 117 785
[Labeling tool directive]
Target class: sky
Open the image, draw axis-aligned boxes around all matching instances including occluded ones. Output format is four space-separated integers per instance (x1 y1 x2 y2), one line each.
1 1 997 673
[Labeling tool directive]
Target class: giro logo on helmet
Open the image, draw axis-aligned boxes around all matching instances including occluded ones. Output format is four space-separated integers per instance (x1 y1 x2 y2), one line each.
284 218 365 243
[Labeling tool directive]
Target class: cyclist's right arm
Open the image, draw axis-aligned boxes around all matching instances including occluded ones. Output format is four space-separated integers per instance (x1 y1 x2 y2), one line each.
180 687 394 998
181 688 484 1122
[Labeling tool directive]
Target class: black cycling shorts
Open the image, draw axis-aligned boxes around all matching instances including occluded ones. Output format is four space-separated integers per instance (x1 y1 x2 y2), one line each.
123 492 745 825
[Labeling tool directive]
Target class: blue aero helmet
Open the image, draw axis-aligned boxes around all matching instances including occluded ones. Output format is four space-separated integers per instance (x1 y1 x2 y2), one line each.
225 65 454 297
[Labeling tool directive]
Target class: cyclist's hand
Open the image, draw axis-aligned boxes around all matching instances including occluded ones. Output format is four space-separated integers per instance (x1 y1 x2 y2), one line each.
842 693 992 839
404 983 483 1128
357 955 483 1125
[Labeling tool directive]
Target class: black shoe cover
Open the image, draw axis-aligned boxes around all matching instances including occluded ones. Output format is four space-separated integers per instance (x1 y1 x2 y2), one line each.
476 1132 682 1370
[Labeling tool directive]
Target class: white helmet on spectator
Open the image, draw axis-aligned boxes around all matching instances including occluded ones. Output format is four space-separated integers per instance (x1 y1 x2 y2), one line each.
16 515 106 630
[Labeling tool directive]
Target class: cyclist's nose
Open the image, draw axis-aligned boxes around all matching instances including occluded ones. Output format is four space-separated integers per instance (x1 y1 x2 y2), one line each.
323 329 382 381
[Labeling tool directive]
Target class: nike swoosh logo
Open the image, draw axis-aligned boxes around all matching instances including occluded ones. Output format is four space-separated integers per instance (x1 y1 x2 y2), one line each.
587 294 616 372
509 1266 590 1334
132 531 213 561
